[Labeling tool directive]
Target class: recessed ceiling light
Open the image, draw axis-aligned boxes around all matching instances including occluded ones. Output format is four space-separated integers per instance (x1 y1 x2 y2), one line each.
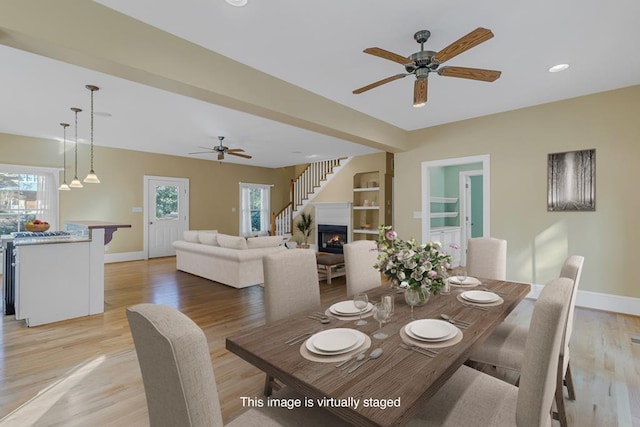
225 0 248 6
94 111 112 118
548 63 570 73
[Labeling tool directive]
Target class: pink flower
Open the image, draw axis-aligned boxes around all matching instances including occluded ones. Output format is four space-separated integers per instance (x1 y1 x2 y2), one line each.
386 230 397 240
427 270 438 279
449 243 460 250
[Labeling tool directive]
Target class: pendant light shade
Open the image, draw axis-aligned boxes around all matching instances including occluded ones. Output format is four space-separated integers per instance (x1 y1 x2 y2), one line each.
69 107 83 188
83 84 100 183
58 122 71 191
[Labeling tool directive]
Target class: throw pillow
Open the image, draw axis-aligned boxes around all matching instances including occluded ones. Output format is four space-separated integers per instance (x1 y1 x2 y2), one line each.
216 234 248 250
246 235 284 249
183 230 200 243
198 231 219 246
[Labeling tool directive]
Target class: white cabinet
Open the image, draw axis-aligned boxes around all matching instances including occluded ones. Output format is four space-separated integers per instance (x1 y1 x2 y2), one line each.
429 227 461 267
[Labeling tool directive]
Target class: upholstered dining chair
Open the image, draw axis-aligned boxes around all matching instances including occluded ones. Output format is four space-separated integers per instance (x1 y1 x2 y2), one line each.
406 277 574 427
466 255 584 427
262 249 321 395
127 303 350 427
343 240 381 296
465 237 507 280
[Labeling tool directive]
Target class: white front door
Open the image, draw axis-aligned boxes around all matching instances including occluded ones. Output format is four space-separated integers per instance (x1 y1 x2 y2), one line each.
145 176 189 258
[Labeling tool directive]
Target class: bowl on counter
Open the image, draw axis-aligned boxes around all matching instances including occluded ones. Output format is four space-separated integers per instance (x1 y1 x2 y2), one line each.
25 223 50 232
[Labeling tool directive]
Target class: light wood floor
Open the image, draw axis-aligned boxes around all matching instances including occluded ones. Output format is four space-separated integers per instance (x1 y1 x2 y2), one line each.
0 258 638 426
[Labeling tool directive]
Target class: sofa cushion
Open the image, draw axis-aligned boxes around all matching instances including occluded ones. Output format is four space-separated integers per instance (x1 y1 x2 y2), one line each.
247 235 284 249
198 231 219 246
183 230 200 243
217 234 248 250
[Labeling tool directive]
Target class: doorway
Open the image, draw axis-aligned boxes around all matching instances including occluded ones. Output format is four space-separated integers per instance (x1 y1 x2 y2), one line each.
144 176 189 258
459 170 483 266
421 155 490 266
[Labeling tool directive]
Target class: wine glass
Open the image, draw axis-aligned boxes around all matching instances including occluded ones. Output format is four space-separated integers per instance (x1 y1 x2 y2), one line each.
456 267 468 284
353 293 368 326
372 302 391 339
404 288 421 320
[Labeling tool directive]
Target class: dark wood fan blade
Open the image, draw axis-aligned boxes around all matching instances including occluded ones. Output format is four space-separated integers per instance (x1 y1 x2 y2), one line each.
437 66 501 82
218 153 224 160
227 152 253 159
363 47 412 65
434 27 494 64
413 79 428 106
227 148 245 153
353 74 408 94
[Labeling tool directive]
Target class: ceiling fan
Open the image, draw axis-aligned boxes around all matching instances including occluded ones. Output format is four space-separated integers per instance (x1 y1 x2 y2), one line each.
353 27 502 107
189 136 252 160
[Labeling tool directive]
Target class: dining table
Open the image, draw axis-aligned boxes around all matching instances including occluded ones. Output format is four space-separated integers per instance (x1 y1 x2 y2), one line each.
225 278 531 426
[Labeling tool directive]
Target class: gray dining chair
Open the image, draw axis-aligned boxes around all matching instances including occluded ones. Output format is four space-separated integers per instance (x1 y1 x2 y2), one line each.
466 255 584 427
406 276 574 427
127 303 350 427
262 249 321 395
343 240 381 296
466 237 507 280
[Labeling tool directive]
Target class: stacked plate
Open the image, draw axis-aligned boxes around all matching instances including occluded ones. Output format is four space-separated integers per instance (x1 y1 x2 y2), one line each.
448 276 481 286
305 328 367 355
404 319 458 342
329 301 374 317
460 290 500 304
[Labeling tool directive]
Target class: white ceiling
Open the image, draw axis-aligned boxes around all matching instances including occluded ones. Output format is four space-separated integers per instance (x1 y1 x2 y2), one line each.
2 0 640 168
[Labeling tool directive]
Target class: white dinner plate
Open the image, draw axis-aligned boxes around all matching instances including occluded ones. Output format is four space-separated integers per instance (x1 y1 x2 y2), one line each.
306 329 365 355
449 276 481 286
461 290 500 303
407 319 457 341
329 301 373 316
404 321 458 342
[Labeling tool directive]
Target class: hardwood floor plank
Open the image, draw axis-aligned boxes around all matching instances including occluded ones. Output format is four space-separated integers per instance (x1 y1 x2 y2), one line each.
1 257 638 426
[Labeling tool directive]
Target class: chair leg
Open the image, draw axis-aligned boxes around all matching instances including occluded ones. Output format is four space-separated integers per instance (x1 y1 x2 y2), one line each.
564 361 576 401
552 354 569 427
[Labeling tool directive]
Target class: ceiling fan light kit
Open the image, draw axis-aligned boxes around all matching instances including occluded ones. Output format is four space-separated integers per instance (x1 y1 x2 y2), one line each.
354 27 502 107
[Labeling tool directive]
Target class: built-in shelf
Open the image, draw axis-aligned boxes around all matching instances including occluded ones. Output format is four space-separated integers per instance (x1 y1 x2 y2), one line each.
353 229 378 235
354 187 380 192
353 206 379 210
430 196 458 203
431 212 459 218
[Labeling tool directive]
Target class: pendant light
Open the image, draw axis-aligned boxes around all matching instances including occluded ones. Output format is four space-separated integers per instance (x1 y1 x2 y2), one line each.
69 107 83 188
83 84 100 183
58 122 71 191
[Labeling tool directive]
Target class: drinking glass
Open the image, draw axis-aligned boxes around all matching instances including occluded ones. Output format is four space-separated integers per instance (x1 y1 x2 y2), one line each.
372 302 391 339
404 288 421 320
456 267 468 283
353 293 368 326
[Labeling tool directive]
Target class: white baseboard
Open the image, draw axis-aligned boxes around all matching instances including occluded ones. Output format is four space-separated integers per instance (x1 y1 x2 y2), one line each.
526 283 640 317
104 251 146 264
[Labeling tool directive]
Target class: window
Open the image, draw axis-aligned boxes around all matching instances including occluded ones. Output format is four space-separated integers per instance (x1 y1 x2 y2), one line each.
0 164 59 235
239 183 271 237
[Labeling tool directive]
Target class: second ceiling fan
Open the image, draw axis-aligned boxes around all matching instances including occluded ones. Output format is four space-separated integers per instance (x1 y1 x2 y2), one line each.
189 136 252 160
353 27 502 107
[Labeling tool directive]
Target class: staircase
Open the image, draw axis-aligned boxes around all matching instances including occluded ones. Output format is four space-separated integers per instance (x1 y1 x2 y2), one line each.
271 157 350 237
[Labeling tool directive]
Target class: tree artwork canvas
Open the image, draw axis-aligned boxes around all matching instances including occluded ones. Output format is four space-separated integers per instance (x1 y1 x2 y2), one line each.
548 149 596 211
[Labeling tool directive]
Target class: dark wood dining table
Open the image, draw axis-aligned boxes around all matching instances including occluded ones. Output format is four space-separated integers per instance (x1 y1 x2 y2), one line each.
226 279 531 426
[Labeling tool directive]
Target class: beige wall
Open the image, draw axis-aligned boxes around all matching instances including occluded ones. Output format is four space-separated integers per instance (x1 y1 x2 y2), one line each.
395 85 640 298
0 133 294 254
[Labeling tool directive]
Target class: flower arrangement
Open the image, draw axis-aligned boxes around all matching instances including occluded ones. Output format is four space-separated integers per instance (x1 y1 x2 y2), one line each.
374 225 451 301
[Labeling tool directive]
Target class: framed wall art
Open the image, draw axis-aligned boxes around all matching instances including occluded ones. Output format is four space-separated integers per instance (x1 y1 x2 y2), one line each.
548 149 596 211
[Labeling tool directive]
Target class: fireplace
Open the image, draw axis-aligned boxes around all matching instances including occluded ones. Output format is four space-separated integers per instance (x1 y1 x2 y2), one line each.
318 224 348 254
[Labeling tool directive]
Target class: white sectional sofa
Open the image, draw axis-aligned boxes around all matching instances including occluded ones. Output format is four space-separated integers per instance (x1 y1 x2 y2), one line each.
172 230 287 288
